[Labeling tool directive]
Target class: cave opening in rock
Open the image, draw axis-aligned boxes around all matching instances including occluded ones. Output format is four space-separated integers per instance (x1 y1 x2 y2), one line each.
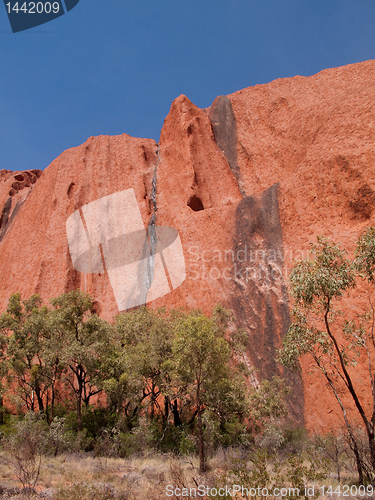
187 194 204 212
67 182 76 197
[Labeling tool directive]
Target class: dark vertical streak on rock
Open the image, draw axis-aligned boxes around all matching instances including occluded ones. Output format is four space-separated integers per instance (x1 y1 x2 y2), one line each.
145 146 160 296
117 144 160 311
230 183 305 424
208 96 246 197
124 145 160 309
64 248 81 293
0 199 24 244
0 197 12 240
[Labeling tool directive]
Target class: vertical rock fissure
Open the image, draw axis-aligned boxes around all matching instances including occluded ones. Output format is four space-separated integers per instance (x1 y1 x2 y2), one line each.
0 198 25 244
123 144 160 310
0 197 12 240
208 95 246 197
230 183 305 424
144 145 160 302
146 146 159 283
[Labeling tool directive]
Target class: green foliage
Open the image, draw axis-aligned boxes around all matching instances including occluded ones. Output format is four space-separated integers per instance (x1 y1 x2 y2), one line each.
0 292 301 472
170 306 249 472
0 286 370 489
250 377 290 422
279 235 367 374
4 412 48 491
50 290 114 430
256 418 285 452
282 425 308 455
290 237 355 308
225 451 329 500
171 306 248 419
117 417 156 457
0 294 254 461
279 228 375 484
355 226 375 283
286 454 329 496
50 290 114 395
0 293 53 414
46 416 75 456
178 427 196 455
279 239 356 367
172 309 230 384
247 377 291 453
311 430 348 483
207 413 250 449
112 307 173 423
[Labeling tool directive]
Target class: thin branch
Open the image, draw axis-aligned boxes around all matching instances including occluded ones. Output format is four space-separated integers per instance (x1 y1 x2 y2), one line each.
324 301 370 433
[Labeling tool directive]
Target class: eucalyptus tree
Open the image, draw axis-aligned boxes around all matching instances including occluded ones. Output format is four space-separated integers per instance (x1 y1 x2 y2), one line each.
110 307 173 429
279 231 375 484
170 305 248 473
50 290 113 432
0 318 8 424
0 293 54 415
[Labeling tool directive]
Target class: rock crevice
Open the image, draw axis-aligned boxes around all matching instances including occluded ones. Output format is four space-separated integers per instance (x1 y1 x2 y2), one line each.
208 95 246 197
230 183 305 424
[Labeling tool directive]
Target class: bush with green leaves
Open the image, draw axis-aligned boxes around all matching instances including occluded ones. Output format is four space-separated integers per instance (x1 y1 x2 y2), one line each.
279 228 375 484
4 412 48 492
0 291 303 471
46 416 76 456
214 450 329 500
311 430 349 483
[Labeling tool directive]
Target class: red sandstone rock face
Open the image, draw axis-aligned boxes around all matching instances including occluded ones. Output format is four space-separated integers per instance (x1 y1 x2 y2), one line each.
1 60 375 431
0 168 42 244
0 136 158 320
229 60 375 431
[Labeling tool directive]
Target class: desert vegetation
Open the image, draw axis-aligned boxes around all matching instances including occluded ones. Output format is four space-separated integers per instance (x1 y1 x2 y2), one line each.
279 227 375 484
1 228 375 497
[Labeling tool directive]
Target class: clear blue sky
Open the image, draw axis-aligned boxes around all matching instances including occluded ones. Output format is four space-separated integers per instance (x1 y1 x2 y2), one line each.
1 0 374 172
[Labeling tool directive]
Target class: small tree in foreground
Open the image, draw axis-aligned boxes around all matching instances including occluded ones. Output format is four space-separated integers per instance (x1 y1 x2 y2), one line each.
170 306 248 473
111 307 173 428
279 229 375 484
4 412 47 492
0 294 51 415
50 290 113 432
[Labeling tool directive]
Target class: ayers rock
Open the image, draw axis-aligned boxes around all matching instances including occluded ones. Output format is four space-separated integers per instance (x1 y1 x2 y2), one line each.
1 59 375 432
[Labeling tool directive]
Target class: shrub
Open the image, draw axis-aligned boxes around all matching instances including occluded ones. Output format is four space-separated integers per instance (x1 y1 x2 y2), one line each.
46 416 76 456
4 412 48 491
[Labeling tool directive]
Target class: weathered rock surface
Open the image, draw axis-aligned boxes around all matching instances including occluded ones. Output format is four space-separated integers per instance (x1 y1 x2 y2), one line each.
0 169 42 243
1 60 375 431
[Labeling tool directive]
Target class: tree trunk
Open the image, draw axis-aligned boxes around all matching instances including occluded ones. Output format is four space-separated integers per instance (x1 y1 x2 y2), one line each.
350 436 364 485
77 390 82 432
197 407 206 473
163 396 170 425
76 367 83 432
45 391 50 423
317 357 365 484
150 381 155 421
50 384 55 423
172 399 182 427
368 429 375 482
197 381 206 473
34 382 44 413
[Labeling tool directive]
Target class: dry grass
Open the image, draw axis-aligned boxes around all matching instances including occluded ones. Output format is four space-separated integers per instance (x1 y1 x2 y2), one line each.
0 452 206 499
0 450 364 500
